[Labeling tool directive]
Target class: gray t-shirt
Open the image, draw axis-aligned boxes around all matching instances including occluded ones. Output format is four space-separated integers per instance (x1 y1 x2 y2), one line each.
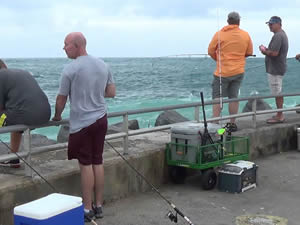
58 55 114 133
0 69 51 125
265 30 289 75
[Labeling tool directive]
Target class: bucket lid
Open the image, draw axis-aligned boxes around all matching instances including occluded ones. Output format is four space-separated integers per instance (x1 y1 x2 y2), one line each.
219 160 256 175
14 193 82 219
171 122 221 135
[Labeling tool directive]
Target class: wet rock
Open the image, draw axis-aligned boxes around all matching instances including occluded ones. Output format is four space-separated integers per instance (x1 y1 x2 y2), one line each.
154 110 189 126
57 120 140 141
107 120 139 135
242 99 272 113
0 134 57 154
57 124 70 143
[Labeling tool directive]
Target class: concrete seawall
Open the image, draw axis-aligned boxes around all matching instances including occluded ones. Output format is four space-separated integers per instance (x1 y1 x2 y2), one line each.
0 112 299 225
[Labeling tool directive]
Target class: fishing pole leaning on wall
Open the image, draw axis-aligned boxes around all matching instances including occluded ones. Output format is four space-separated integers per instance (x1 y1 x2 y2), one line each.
0 138 99 225
105 141 195 225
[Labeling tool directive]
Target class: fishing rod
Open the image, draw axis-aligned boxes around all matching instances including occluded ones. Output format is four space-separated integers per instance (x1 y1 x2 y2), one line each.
199 92 215 146
245 56 296 71
105 141 195 225
0 138 98 225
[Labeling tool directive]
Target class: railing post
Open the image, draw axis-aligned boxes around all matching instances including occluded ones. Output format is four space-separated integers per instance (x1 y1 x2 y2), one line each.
252 98 257 129
123 113 129 155
194 106 200 122
23 128 32 177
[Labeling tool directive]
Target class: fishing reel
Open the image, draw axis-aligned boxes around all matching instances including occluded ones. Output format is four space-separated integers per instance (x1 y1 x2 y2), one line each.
167 211 178 223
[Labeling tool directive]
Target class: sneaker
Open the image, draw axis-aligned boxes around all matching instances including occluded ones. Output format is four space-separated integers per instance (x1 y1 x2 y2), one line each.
93 204 103 219
225 123 238 132
0 159 21 168
84 210 95 223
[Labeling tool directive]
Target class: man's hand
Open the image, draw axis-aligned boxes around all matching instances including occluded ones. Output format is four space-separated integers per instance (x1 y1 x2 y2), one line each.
259 45 266 53
52 115 62 121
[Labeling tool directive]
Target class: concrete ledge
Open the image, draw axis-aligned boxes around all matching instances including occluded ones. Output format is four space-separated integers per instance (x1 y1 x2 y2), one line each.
1 112 300 225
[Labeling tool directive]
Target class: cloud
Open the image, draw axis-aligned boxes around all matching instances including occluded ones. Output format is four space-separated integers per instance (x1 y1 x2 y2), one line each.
0 1 299 57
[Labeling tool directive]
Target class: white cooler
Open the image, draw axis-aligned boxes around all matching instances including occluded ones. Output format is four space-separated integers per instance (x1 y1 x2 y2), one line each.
170 122 221 163
14 193 84 225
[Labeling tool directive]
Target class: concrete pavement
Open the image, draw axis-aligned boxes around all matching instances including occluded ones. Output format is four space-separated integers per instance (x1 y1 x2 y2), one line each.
98 151 300 225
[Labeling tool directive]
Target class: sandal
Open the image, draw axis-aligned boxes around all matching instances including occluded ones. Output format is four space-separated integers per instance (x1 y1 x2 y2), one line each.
266 117 285 124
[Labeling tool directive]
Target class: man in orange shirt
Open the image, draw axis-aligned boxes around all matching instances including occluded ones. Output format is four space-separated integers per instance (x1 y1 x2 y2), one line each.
208 11 253 131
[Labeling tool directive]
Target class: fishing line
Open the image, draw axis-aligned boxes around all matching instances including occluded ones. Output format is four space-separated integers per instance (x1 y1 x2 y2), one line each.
0 138 98 225
105 140 195 225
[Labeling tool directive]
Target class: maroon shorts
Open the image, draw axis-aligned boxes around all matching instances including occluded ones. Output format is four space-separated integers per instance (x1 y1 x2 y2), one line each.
68 115 107 165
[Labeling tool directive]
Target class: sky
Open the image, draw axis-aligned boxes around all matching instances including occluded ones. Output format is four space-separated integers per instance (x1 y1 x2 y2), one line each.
0 0 300 58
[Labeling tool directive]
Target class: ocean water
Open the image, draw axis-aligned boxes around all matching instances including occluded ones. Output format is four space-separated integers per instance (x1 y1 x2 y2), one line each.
2 57 300 141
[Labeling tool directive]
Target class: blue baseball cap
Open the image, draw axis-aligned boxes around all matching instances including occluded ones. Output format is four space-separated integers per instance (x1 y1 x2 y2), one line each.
266 16 282 24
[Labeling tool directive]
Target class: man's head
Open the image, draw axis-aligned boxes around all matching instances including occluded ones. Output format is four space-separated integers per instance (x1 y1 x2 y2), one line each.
63 32 87 59
227 12 240 25
266 16 282 33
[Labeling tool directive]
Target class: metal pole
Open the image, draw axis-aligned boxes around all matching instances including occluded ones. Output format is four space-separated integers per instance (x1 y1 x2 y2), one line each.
123 113 129 155
252 99 257 129
194 106 200 122
23 128 32 177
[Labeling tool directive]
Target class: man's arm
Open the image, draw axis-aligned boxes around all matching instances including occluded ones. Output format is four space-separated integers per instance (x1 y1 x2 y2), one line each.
260 48 279 57
52 95 68 121
208 33 218 61
105 84 116 98
245 36 254 57
296 54 300 60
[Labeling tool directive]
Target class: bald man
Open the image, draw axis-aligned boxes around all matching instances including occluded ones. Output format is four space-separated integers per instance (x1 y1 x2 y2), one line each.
52 32 116 222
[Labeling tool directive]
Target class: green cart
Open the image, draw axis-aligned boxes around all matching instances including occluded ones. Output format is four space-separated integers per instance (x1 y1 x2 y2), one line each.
165 136 249 190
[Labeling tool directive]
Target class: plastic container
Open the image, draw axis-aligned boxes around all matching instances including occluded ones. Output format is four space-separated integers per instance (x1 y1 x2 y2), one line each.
14 193 83 225
170 122 221 163
218 160 257 193
297 127 300 151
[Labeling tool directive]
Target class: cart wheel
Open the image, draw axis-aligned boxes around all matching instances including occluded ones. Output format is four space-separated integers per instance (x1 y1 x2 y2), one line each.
168 166 187 184
201 169 217 190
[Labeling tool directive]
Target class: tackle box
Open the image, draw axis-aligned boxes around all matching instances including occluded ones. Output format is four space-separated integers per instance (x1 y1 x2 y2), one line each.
14 193 84 225
170 122 221 163
218 160 257 193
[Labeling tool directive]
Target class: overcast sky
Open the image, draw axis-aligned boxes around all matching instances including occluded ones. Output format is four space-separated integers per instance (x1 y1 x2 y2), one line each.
1 0 300 58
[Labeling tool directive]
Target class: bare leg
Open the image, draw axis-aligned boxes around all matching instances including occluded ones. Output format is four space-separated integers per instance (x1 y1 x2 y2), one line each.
229 101 239 123
275 96 284 119
79 163 94 210
212 98 221 123
10 132 22 153
93 164 104 206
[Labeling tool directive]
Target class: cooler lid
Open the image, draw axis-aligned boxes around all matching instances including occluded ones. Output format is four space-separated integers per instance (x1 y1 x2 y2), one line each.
219 160 256 175
171 122 221 135
14 193 82 219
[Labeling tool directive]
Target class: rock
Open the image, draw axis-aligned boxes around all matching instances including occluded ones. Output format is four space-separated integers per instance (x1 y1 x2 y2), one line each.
57 120 140 140
57 124 70 143
107 120 139 135
154 110 189 126
30 134 57 147
242 99 272 112
0 134 57 153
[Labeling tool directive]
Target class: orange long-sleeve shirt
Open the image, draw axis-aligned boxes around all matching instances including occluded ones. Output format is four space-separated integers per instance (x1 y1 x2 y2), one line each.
208 25 253 77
